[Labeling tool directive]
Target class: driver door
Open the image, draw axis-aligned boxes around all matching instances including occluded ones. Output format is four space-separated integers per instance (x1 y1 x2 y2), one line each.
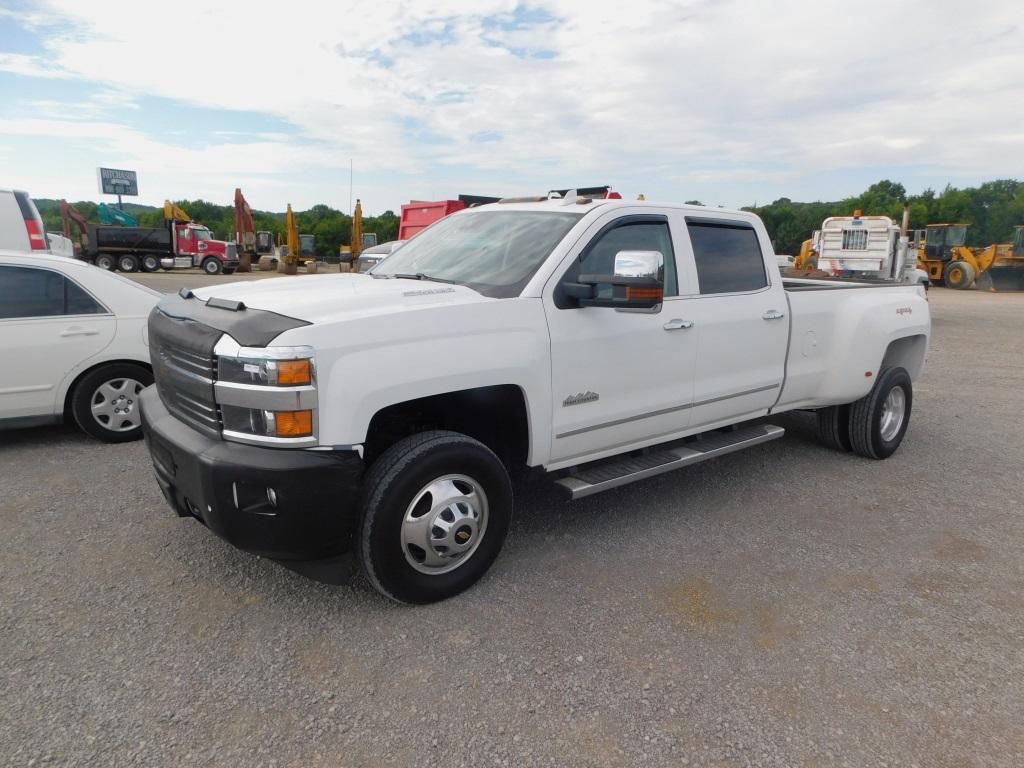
543 209 698 467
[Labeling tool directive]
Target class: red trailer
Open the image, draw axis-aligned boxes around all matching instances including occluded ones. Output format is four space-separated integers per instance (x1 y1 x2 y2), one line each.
398 189 619 241
398 195 500 240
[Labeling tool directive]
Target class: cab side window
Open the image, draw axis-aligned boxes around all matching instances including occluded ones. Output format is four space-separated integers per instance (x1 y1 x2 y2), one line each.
578 220 678 297
0 265 104 319
687 221 767 294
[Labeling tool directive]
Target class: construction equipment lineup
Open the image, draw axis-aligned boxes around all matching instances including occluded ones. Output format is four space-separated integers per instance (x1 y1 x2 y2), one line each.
788 206 1024 291
51 183 1024 291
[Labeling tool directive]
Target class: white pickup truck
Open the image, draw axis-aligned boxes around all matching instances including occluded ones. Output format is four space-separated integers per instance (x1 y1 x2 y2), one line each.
140 195 930 603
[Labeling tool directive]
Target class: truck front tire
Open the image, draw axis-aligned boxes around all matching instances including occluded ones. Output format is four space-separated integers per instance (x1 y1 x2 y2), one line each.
848 367 912 460
358 430 513 604
202 257 223 275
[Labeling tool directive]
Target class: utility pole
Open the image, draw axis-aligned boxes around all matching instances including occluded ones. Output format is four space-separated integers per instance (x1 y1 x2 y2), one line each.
349 159 353 214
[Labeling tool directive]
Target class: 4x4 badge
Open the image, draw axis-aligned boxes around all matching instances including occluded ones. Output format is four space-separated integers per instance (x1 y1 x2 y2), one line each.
563 391 599 407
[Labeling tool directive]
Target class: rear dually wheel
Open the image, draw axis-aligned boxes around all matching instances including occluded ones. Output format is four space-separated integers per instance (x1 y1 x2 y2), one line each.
848 367 913 459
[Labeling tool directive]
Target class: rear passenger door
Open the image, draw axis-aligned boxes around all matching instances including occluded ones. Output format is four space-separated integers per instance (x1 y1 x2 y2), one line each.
0 264 115 419
679 217 788 430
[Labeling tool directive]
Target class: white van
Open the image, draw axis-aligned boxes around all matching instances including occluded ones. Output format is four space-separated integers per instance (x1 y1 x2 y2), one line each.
0 189 49 252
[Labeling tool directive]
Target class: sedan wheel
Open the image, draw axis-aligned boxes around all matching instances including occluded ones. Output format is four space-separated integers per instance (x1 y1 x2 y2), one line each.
89 377 145 433
71 363 153 443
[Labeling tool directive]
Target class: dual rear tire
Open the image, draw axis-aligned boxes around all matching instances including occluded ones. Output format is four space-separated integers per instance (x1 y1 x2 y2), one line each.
817 367 912 459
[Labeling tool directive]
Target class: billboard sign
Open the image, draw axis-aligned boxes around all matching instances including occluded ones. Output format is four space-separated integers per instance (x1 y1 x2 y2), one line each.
97 167 139 196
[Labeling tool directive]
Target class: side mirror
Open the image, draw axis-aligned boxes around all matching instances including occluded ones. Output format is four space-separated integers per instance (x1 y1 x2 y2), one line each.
565 250 665 309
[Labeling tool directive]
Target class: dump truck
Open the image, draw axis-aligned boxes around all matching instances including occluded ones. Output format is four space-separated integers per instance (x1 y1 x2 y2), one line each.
75 202 239 274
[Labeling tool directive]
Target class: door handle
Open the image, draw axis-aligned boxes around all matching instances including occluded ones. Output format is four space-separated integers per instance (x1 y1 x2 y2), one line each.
60 327 100 337
663 318 694 331
762 310 785 321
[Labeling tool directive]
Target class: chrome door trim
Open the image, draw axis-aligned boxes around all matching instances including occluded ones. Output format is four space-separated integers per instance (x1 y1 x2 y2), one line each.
555 383 779 439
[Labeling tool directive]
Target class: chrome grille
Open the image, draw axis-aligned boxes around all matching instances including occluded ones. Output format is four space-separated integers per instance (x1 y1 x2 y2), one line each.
149 309 222 437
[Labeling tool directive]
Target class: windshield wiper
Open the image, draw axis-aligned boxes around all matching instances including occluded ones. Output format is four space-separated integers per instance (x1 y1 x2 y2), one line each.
392 272 459 285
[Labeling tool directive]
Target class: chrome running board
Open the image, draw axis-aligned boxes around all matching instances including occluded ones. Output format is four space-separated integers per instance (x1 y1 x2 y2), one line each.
553 424 785 500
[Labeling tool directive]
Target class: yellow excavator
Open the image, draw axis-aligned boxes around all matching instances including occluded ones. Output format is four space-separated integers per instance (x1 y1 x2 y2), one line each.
916 224 1024 291
163 200 191 222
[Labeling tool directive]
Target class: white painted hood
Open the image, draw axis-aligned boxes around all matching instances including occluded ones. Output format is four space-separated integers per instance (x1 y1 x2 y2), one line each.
193 273 491 326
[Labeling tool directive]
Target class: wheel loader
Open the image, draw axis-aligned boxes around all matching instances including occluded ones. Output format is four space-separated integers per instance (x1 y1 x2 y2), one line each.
916 224 1024 291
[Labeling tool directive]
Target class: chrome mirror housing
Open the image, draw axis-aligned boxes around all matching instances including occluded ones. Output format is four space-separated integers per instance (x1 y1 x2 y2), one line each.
613 250 663 280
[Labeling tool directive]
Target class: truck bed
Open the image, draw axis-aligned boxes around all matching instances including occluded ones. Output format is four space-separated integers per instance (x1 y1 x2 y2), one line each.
776 276 929 413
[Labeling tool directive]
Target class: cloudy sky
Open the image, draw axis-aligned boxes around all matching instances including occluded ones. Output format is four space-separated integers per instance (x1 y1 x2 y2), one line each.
0 0 1021 214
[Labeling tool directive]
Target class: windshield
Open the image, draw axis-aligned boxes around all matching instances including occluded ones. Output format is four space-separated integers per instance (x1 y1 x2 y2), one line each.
193 227 213 241
947 226 967 246
370 210 584 298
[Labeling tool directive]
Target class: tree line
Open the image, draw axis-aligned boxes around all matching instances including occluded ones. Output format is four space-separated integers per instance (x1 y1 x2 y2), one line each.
36 178 1024 259
743 179 1024 256
35 198 400 259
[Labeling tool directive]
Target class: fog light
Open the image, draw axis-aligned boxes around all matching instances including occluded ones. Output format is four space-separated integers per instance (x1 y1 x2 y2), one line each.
274 410 313 437
266 487 278 508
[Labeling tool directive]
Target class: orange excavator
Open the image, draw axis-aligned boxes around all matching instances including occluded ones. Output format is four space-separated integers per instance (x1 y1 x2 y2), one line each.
233 187 255 272
60 199 90 258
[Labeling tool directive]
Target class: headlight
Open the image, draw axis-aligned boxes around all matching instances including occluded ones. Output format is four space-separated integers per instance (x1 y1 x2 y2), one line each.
218 356 312 386
213 336 318 447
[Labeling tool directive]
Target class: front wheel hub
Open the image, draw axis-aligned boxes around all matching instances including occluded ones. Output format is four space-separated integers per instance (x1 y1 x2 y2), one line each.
401 474 488 575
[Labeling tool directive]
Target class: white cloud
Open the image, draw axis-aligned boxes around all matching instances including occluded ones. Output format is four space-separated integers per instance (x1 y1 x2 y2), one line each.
1 0 1022 211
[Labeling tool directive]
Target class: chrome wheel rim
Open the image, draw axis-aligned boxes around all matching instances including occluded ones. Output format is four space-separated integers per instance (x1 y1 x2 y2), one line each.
90 378 145 432
400 474 488 575
204 260 218 274
879 385 906 442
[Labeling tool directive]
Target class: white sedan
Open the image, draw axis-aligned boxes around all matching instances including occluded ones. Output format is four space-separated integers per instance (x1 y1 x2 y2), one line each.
0 250 159 442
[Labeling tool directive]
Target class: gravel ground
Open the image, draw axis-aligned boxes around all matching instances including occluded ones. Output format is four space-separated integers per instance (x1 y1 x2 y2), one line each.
2 288 1022 767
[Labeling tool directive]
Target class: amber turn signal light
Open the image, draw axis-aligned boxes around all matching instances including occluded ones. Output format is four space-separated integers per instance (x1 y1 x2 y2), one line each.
626 286 663 301
276 359 312 386
274 409 313 437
